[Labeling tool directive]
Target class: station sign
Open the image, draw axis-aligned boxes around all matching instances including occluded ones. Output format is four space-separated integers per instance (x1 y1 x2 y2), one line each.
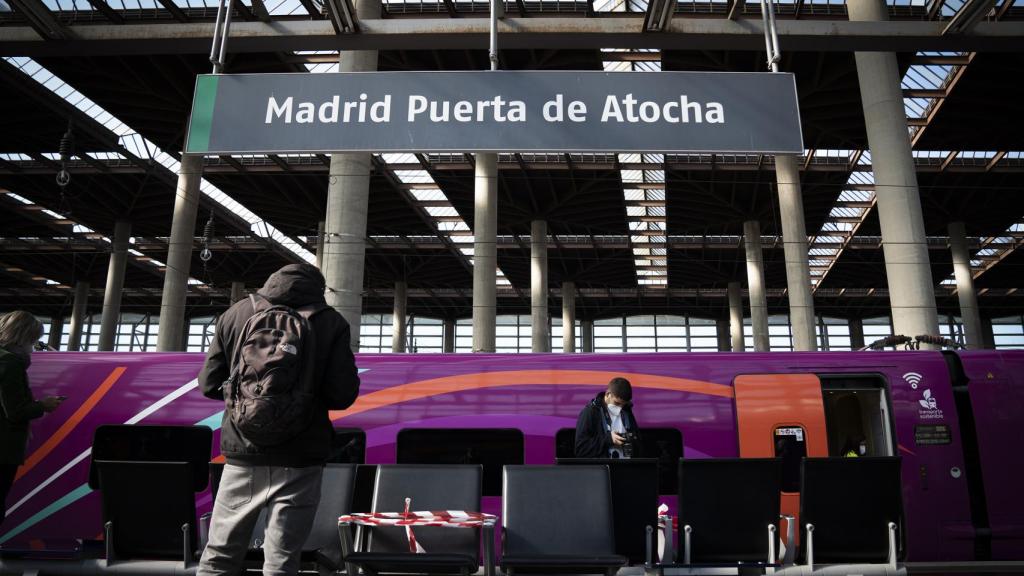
185 71 803 155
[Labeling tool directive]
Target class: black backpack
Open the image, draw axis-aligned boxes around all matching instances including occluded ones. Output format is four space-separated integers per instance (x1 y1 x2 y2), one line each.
223 294 325 446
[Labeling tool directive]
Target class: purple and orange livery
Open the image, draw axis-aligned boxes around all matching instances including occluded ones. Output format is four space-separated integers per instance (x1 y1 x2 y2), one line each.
3 350 1022 562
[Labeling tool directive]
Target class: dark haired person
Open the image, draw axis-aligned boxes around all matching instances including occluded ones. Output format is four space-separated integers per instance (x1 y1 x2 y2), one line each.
574 377 641 458
197 264 361 576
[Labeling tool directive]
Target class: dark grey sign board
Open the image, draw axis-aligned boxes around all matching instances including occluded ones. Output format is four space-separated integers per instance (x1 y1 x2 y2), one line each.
186 71 803 154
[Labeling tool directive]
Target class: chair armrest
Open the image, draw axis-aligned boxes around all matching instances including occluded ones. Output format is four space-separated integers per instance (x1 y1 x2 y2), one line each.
483 523 496 576
887 521 898 569
659 514 674 564
338 519 358 576
779 514 795 565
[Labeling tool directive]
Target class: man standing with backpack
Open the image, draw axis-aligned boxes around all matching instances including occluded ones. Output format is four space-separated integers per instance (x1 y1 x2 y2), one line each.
197 263 361 576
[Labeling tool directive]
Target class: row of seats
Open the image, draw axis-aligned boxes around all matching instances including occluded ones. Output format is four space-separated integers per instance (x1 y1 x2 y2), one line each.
96 458 904 575
1 426 904 576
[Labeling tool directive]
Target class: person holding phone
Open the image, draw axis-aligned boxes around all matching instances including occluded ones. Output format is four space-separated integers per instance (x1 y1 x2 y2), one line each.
574 377 642 458
0 311 64 519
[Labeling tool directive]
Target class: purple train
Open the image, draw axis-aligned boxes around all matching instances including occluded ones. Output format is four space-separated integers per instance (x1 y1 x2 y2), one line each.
2 350 1022 564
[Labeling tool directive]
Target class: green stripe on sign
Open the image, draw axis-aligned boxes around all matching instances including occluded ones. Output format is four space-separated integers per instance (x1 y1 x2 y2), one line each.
186 75 219 154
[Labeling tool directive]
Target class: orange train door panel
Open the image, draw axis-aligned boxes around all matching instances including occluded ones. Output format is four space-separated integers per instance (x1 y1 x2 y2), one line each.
734 374 829 549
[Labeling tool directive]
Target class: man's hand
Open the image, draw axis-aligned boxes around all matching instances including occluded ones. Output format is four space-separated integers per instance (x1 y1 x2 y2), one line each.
40 396 64 413
611 431 626 446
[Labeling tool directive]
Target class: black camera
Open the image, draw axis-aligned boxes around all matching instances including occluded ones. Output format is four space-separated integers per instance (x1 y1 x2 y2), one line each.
621 431 638 458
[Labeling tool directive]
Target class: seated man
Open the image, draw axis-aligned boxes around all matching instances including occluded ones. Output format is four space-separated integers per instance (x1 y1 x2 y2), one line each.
574 377 641 458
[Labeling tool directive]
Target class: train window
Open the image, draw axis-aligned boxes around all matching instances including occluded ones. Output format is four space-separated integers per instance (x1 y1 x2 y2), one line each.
327 428 366 464
774 426 807 492
820 375 895 458
556 427 683 495
396 428 523 496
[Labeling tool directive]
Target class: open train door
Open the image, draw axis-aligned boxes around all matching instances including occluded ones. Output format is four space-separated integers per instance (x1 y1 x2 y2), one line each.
734 374 829 551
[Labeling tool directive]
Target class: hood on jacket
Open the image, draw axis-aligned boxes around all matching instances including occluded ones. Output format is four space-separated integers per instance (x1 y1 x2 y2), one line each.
257 263 327 308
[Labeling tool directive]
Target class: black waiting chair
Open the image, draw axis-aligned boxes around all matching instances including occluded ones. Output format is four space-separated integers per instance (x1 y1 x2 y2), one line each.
501 465 627 575
675 458 782 567
95 460 199 563
557 458 659 565
206 462 357 574
90 425 213 568
799 457 903 570
340 464 490 576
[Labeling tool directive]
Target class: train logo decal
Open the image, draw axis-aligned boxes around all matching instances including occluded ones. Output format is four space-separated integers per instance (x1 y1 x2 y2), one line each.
919 389 938 410
918 388 944 420
904 372 923 389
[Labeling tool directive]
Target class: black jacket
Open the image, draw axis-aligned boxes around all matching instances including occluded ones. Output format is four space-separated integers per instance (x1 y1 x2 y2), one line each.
0 348 45 465
199 264 361 467
574 391 641 458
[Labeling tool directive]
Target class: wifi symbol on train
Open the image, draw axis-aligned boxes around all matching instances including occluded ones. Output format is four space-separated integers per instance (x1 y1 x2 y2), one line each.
903 372 923 389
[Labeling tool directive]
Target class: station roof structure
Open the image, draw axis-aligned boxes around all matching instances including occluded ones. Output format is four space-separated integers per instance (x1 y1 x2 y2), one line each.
0 0 1022 322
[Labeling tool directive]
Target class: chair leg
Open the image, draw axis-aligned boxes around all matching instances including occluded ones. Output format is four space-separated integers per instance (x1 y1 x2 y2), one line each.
104 521 116 566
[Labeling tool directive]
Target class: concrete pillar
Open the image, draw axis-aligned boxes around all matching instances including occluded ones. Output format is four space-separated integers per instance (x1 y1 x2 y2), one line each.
716 318 731 351
562 281 576 353
775 155 816 351
472 153 498 353
980 316 995 350
67 281 89 352
443 318 456 353
47 315 64 351
849 0 940 346
392 280 407 353
728 281 744 352
98 221 131 352
323 7 379 353
948 222 984 349
314 220 326 269
744 221 770 352
531 220 550 353
157 154 202 351
230 281 245 304
581 319 594 353
849 317 866 350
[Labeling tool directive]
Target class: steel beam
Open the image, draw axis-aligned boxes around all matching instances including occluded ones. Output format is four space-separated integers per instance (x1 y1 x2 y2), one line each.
6 0 73 40
2 18 1024 56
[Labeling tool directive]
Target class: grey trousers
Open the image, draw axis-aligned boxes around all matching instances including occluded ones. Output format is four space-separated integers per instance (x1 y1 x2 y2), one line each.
198 463 324 576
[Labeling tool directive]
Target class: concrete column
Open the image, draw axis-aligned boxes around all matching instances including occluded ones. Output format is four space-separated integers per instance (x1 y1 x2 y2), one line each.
744 221 770 352
157 154 203 351
67 280 89 352
849 0 940 346
472 153 498 353
980 316 995 350
47 315 64 351
443 318 456 353
849 317 866 350
562 281 576 353
392 280 407 353
97 220 131 352
728 281 744 352
230 281 245 304
948 222 984 349
531 220 550 352
323 8 378 353
581 319 594 353
716 318 731 351
314 220 326 269
776 155 816 351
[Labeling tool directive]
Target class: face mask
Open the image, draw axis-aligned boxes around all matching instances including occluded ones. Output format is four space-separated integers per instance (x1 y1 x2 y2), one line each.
607 405 623 418
858 444 867 456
